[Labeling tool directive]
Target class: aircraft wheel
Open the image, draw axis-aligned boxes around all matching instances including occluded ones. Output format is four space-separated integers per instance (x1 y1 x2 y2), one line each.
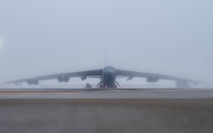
85 83 92 89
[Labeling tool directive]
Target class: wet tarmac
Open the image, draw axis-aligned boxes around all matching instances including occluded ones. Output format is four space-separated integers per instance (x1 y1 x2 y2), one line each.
0 88 213 133
0 88 213 99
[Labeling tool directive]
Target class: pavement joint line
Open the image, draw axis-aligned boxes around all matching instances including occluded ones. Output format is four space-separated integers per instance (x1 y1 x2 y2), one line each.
0 92 80 95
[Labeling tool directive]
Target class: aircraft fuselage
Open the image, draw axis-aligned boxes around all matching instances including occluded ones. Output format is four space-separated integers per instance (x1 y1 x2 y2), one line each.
100 66 117 88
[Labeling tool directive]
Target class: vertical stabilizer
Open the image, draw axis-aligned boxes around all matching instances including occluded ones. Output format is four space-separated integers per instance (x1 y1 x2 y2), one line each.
104 49 107 67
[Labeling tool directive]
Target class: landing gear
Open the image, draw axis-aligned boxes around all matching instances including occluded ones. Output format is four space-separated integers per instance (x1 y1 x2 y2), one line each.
96 81 120 88
96 82 105 88
114 81 120 88
85 83 92 89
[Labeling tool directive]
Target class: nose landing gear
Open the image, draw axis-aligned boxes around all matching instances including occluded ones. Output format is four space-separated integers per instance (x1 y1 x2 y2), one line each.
96 81 120 88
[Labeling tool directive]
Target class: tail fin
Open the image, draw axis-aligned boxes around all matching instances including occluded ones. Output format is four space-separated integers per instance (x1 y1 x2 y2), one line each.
104 49 107 67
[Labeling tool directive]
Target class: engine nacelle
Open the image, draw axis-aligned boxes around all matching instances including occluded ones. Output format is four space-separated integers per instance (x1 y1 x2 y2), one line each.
33 79 39 85
81 76 87 81
27 80 32 85
146 75 159 83
57 75 70 82
63 75 70 82
27 79 39 85
57 76 64 82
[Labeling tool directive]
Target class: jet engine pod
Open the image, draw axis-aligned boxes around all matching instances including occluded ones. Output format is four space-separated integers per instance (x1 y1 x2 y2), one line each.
57 75 70 82
57 76 64 82
27 79 33 85
27 79 39 85
32 79 39 85
81 75 87 81
63 75 70 82
146 75 159 83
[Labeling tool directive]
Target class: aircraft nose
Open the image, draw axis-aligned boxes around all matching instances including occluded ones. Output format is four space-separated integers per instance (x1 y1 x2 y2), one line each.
103 67 116 83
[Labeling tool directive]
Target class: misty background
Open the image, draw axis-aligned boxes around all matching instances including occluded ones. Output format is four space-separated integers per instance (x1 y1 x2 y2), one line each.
0 0 212 87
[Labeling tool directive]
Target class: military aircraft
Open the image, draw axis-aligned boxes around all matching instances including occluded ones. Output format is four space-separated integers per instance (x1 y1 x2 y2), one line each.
5 66 200 88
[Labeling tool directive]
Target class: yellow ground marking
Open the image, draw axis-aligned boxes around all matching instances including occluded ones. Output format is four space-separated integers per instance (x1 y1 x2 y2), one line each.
0 92 79 95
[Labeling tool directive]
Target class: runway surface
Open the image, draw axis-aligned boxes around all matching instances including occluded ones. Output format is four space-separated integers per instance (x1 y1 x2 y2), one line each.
0 88 213 133
0 88 213 99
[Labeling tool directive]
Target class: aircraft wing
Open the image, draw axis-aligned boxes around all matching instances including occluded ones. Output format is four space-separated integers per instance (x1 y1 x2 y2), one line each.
5 69 103 85
116 69 200 84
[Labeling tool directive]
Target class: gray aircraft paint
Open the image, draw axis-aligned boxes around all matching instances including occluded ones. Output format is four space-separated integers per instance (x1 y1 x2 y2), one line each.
0 0 212 87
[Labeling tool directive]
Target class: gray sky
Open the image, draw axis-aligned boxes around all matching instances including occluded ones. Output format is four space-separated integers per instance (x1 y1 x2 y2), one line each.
0 0 213 84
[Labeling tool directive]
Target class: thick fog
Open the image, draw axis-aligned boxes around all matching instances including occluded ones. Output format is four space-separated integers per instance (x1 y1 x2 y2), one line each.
0 0 212 87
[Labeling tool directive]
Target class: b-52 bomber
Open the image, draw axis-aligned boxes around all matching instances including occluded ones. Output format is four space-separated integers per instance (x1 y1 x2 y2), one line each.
5 66 201 88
